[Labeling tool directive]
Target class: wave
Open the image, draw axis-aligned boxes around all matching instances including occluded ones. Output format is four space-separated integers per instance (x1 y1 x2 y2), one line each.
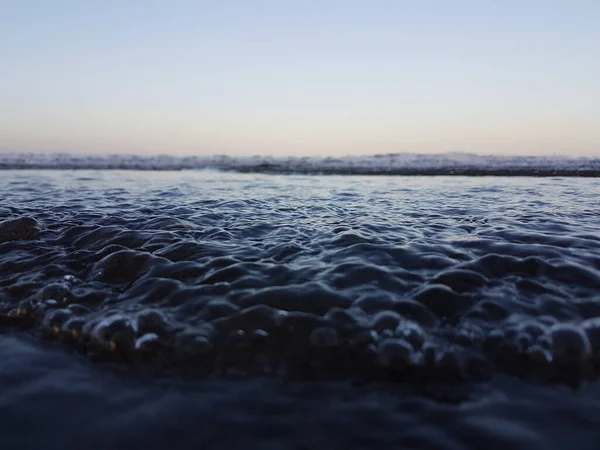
1 152 600 175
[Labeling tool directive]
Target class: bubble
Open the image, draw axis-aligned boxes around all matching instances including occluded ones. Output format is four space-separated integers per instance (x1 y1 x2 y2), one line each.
414 284 473 319
192 335 214 354
175 330 215 358
455 328 480 347
91 315 136 351
81 317 101 336
550 324 592 364
370 311 402 332
353 294 395 313
16 299 40 317
226 329 246 346
519 321 546 338
535 334 552 350
249 329 269 343
391 299 440 326
323 307 362 326
421 343 438 367
136 309 171 335
61 316 86 339
352 329 379 347
0 217 41 243
381 329 394 339
135 333 161 351
515 332 533 354
466 300 509 321
67 304 91 315
432 269 487 292
213 305 281 334
273 310 288 327
39 283 71 303
203 300 240 320
92 250 153 283
42 308 72 335
526 345 553 364
435 349 461 375
377 338 414 366
395 321 425 350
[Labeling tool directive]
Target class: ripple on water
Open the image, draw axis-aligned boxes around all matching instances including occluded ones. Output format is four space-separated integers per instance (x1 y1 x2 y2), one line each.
1 172 600 393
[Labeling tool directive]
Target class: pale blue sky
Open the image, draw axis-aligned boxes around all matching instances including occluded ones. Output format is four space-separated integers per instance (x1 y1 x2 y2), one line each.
1 0 599 156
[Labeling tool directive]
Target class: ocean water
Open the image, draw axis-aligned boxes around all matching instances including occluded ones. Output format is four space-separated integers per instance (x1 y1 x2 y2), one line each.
2 169 600 449
2 151 600 175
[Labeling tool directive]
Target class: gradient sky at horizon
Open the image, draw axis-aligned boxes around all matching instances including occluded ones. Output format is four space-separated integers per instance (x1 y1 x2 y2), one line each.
1 0 599 157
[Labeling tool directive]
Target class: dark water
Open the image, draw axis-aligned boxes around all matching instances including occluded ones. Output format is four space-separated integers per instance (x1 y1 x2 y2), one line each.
2 170 600 449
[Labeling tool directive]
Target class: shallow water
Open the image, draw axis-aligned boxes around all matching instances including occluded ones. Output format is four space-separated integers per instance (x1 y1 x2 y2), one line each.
2 170 600 449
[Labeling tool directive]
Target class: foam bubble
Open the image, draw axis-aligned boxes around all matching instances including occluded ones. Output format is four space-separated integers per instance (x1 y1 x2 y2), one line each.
370 311 402 332
0 217 41 243
377 338 414 366
550 324 592 364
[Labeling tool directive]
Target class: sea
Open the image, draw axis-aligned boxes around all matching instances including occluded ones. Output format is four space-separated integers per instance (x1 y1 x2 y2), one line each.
2 156 600 449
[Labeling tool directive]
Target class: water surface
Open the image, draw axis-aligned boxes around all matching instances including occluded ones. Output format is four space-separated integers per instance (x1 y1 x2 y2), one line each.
2 171 600 449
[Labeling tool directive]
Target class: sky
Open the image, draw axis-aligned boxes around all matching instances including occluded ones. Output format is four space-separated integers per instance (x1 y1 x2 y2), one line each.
1 0 599 157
